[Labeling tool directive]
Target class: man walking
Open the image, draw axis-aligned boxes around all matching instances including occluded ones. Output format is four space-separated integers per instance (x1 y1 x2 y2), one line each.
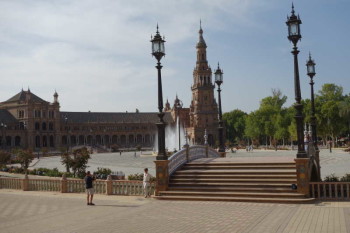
84 171 95 205
143 168 152 198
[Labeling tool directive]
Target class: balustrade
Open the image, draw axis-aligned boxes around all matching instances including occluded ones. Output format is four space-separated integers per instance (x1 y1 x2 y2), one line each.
0 177 153 197
111 180 155 196
310 182 350 200
0 178 22 189
29 179 61 192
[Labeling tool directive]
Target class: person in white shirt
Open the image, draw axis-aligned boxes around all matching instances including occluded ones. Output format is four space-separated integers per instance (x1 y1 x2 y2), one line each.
143 168 152 198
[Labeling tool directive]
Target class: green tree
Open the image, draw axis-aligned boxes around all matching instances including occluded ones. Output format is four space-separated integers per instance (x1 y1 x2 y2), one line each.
15 149 34 174
222 109 247 144
316 84 345 145
70 147 91 178
0 150 11 167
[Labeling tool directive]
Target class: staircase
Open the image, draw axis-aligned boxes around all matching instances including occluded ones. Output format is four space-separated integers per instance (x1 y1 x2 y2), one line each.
155 160 315 203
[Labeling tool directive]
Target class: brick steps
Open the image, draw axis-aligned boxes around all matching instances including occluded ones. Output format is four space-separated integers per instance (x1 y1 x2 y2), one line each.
168 186 297 193
175 170 297 175
159 191 305 198
170 178 296 184
173 174 297 179
169 182 293 188
182 165 296 170
156 159 314 204
155 195 315 204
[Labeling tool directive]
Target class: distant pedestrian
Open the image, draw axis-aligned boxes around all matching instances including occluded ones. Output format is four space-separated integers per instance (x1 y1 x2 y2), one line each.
84 171 95 205
134 151 137 158
120 151 122 156
143 168 152 198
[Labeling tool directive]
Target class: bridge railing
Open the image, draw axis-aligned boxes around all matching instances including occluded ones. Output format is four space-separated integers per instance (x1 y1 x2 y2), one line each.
168 145 221 176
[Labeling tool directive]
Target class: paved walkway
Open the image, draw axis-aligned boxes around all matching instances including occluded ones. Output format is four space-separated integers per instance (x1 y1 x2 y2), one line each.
0 189 349 233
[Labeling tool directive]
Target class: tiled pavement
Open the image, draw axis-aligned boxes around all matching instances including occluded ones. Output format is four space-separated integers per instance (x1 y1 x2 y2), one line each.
0 190 349 233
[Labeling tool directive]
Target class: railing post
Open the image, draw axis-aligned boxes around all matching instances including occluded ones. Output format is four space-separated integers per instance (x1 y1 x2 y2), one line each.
154 160 169 196
185 144 189 162
22 174 29 191
295 158 310 197
61 174 68 193
106 175 113 195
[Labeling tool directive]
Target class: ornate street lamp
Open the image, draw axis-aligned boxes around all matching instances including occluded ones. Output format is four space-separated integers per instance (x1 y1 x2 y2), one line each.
286 4 307 158
306 53 318 150
175 96 183 150
214 63 225 152
306 53 321 180
64 115 69 152
0 122 7 149
151 24 167 160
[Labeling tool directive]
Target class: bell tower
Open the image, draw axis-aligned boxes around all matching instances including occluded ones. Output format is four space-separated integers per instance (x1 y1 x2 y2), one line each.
189 23 218 145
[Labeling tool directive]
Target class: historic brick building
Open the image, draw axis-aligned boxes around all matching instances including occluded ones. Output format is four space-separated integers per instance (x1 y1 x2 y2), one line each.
0 89 173 151
0 25 219 151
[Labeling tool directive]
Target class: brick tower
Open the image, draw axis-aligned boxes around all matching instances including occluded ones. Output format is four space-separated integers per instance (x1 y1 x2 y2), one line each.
188 23 218 146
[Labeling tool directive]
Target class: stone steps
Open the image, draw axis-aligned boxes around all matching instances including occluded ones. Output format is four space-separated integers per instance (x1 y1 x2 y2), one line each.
182 165 296 170
155 195 315 204
170 178 297 184
159 190 305 198
175 170 297 175
172 174 297 179
168 186 297 193
169 182 294 188
156 159 314 203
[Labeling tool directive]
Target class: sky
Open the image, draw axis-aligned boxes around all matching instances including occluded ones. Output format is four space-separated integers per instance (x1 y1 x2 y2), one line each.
0 0 349 114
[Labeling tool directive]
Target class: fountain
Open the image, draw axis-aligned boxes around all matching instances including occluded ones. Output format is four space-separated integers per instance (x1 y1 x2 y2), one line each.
154 116 187 152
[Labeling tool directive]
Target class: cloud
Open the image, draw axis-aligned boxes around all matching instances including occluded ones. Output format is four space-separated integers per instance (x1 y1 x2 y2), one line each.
0 0 274 112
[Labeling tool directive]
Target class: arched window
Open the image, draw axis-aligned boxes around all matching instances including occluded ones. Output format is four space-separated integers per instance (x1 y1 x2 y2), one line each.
42 136 47 147
49 122 54 131
15 136 21 147
49 135 54 147
35 136 41 148
42 122 47 131
35 122 40 130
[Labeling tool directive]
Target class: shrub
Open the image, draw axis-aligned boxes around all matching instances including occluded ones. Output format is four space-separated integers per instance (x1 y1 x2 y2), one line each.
323 174 340 182
93 167 112 180
128 173 156 182
340 173 350 182
128 173 143 181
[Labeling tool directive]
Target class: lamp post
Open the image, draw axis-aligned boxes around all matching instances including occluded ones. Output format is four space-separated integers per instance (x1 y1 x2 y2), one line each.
151 24 167 160
214 63 225 152
286 4 307 158
175 97 183 150
306 53 318 150
64 115 69 153
306 53 321 180
0 122 7 149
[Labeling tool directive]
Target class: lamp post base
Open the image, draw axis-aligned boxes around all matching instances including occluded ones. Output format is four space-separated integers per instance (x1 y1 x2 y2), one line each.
156 120 167 160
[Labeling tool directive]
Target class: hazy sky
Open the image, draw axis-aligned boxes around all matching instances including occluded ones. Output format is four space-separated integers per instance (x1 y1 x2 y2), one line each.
0 0 349 114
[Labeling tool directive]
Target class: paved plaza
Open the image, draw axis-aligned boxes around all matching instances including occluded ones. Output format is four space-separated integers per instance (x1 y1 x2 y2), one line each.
0 189 349 233
20 148 350 179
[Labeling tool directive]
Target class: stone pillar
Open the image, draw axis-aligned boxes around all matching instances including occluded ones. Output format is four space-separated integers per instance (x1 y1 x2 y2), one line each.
295 158 310 197
61 174 68 193
154 160 169 196
22 174 29 191
106 175 113 195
